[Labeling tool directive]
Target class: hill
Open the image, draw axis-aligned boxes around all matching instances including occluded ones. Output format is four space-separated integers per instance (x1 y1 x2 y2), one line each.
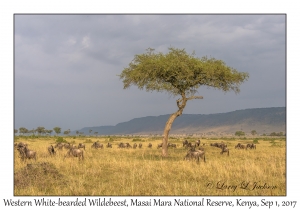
74 107 286 136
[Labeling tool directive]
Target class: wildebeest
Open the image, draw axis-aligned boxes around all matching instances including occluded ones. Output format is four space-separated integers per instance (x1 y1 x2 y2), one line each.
183 139 189 147
55 142 64 150
148 143 152 148
15 142 27 149
211 142 226 148
246 143 256 149
133 143 137 149
168 143 177 148
64 148 84 160
78 143 85 150
195 139 200 147
118 142 132 148
91 141 103 149
118 142 126 148
157 143 163 149
182 140 194 148
138 143 142 148
125 143 132 148
235 143 246 149
107 142 112 148
17 146 37 161
47 145 56 156
220 145 229 156
184 150 206 163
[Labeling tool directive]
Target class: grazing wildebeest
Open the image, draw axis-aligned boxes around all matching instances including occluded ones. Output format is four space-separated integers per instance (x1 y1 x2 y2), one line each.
133 143 137 149
184 150 206 163
64 148 84 160
211 142 226 148
118 142 126 148
78 143 85 150
55 143 64 150
148 143 152 148
47 145 56 156
138 143 142 148
168 143 177 148
125 143 132 148
235 143 246 149
107 142 112 148
92 141 103 149
220 145 229 156
17 146 36 161
250 143 256 149
246 143 256 149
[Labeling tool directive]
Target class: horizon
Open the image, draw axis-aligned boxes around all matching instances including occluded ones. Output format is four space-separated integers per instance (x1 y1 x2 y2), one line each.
16 106 285 133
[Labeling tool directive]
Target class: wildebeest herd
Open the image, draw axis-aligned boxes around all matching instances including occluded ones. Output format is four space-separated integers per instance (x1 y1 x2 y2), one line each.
14 138 257 163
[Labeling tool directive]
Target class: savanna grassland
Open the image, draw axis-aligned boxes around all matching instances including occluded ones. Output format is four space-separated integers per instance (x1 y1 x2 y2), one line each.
14 136 286 196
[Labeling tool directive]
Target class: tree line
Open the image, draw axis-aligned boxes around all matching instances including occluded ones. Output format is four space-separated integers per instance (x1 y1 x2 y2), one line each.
14 127 100 137
15 127 67 136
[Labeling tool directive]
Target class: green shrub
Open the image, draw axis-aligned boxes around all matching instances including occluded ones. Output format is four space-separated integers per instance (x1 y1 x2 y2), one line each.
253 139 259 144
55 137 68 143
132 138 142 142
235 131 245 136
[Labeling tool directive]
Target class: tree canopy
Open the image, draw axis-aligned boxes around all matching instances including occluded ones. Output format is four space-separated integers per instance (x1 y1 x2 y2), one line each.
119 47 249 98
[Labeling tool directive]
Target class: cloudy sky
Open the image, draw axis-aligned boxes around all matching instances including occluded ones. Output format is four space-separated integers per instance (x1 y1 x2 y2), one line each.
14 14 286 132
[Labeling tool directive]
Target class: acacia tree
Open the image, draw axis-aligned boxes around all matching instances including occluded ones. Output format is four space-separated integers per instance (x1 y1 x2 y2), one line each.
119 48 249 157
53 127 61 136
251 130 257 136
36 126 45 136
63 129 71 136
19 127 28 136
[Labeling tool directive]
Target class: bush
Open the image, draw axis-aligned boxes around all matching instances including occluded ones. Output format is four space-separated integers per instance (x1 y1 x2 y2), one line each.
132 138 142 142
55 137 68 143
235 131 245 136
253 139 259 144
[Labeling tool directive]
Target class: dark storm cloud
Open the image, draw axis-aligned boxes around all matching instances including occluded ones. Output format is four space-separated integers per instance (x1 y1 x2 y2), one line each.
14 14 286 131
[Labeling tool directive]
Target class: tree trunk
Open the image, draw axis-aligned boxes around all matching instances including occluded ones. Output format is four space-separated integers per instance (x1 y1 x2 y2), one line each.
162 96 187 157
162 113 179 157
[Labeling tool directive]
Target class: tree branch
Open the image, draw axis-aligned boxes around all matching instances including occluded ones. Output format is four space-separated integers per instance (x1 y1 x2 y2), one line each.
187 95 203 100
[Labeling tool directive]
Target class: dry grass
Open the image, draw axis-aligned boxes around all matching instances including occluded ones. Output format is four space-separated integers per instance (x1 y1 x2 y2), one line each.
14 136 286 196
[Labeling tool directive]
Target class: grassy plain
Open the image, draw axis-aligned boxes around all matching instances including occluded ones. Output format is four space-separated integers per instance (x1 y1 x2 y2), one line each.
14 136 286 196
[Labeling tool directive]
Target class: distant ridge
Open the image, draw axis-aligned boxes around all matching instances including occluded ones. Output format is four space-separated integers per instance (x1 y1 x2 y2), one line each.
74 107 286 135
